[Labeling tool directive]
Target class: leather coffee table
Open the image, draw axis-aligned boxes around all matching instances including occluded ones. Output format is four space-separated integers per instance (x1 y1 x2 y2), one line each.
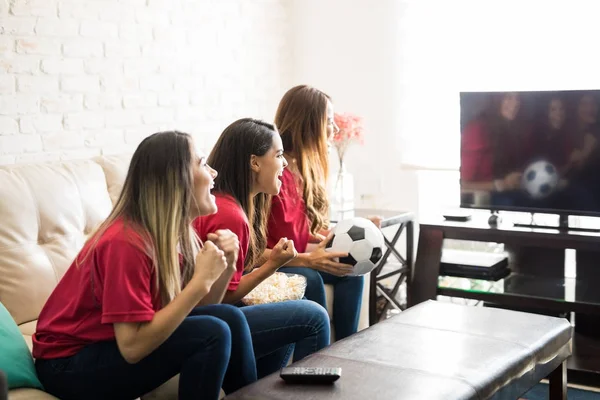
225 300 572 400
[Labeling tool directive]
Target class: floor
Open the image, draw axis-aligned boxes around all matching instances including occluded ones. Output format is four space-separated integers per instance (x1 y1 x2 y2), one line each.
521 381 600 400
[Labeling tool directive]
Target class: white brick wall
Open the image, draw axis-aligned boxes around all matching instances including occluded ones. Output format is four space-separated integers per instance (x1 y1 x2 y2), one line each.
0 0 292 165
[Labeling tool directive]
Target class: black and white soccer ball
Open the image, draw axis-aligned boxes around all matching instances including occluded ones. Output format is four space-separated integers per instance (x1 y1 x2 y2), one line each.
325 217 385 276
521 160 559 199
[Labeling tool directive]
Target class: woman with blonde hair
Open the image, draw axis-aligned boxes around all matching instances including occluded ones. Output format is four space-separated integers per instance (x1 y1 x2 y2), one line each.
33 131 257 400
265 85 365 340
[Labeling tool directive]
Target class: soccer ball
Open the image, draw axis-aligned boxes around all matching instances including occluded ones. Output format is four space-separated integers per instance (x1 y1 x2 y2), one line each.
325 217 385 276
521 160 559 199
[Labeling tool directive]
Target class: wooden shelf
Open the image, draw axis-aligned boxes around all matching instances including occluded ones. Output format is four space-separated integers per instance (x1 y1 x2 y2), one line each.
438 273 600 316
570 332 600 374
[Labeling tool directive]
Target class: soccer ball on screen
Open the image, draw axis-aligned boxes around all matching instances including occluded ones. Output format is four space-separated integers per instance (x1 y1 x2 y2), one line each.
521 160 559 199
325 217 385 276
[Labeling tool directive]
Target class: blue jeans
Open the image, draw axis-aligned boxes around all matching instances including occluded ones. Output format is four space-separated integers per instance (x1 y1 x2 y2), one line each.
239 299 330 378
279 267 364 340
36 305 256 400
490 190 529 208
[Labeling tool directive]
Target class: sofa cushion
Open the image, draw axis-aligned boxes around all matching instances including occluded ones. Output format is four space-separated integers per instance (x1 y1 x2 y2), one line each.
0 303 42 390
18 321 37 352
94 154 132 205
0 161 113 325
7 388 58 400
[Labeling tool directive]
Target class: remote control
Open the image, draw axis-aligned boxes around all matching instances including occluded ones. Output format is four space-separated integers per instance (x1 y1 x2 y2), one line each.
280 367 342 384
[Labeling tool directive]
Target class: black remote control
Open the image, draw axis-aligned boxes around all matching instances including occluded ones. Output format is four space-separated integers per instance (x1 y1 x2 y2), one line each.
280 367 342 384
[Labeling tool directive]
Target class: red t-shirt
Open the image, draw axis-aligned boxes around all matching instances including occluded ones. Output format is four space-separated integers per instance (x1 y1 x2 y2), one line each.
461 119 495 182
535 127 574 169
33 219 161 360
461 118 534 182
192 194 249 291
267 169 309 254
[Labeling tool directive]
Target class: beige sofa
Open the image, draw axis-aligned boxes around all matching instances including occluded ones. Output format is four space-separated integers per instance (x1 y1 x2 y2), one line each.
0 154 369 400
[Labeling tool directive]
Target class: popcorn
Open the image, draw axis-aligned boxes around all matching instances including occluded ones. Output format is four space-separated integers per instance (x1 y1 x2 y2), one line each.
241 272 307 306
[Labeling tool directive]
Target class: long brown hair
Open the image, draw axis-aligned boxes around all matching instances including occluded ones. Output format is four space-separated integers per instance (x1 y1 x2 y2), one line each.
79 131 200 306
482 92 528 178
208 119 276 270
274 85 330 235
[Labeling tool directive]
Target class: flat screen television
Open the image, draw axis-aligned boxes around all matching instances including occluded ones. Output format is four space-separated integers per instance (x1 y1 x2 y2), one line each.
459 90 600 219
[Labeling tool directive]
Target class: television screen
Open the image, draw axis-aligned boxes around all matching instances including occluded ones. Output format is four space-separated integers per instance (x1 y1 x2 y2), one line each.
460 90 600 216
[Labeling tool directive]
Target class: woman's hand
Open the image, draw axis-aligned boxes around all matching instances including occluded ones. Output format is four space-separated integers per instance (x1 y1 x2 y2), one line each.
304 234 354 277
114 242 227 364
192 241 228 289
557 178 569 190
206 229 239 272
563 150 584 176
568 149 584 169
503 171 522 191
367 215 383 228
309 227 332 243
268 237 297 269
308 232 327 243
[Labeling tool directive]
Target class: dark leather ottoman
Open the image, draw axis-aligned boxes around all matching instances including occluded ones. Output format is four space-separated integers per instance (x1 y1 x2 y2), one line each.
225 300 572 400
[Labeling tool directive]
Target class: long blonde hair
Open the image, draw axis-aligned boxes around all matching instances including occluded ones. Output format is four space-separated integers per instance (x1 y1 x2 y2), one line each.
80 131 200 306
275 85 330 235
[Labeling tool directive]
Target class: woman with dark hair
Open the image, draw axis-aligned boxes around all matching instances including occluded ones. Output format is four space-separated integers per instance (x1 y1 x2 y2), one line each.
193 118 330 378
263 85 366 342
564 92 599 176
535 94 571 171
562 91 600 209
33 131 258 400
529 94 592 210
461 92 534 207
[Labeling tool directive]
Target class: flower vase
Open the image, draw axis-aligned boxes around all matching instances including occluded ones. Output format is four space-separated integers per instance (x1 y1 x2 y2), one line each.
331 161 355 214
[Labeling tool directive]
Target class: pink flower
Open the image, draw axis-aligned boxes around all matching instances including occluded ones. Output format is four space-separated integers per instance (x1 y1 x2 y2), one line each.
332 112 365 166
333 113 364 144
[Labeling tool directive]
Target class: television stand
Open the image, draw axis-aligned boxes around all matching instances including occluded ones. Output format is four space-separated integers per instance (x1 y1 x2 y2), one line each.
512 213 600 233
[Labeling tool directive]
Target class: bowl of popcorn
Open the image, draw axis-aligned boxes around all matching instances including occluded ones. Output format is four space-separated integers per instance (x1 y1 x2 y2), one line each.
241 272 307 306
